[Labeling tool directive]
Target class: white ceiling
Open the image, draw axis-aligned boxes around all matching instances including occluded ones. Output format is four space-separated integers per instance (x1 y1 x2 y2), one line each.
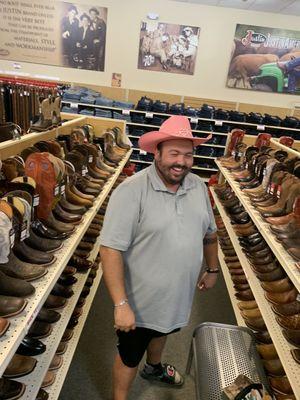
170 0 300 16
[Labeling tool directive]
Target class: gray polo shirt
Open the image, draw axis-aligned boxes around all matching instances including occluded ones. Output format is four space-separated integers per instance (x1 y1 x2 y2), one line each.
100 163 216 333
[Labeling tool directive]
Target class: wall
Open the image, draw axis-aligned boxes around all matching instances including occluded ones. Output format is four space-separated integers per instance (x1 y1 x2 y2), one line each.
0 0 300 109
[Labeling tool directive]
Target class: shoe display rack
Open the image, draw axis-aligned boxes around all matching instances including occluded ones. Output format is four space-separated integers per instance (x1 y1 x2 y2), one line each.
217 244 246 328
271 138 300 158
17 236 102 400
0 149 131 375
0 114 132 397
212 136 300 397
211 188 300 397
61 101 228 180
61 99 300 181
46 262 102 400
215 156 300 293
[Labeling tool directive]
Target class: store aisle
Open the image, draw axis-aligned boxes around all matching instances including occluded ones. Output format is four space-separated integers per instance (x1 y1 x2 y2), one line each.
59 271 236 400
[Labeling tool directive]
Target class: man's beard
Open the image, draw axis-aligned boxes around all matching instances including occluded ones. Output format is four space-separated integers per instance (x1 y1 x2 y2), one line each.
155 160 190 185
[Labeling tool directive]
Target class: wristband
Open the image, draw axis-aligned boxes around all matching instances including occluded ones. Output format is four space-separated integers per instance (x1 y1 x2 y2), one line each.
206 268 220 273
114 299 128 307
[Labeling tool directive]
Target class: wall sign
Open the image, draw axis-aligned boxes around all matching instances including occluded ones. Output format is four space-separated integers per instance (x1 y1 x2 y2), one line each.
0 0 107 71
227 24 300 95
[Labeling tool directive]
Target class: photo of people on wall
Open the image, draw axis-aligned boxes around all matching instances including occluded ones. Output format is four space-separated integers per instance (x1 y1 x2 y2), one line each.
138 21 200 75
61 2 107 71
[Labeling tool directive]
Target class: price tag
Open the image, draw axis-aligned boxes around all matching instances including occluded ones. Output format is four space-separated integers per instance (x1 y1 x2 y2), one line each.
54 185 60 196
33 194 40 207
9 228 15 248
215 120 223 126
82 167 88 176
257 124 265 131
190 117 198 124
245 162 249 169
269 183 275 195
122 109 130 115
27 308 39 328
276 185 282 198
20 224 27 241
70 102 78 109
146 112 153 118
139 149 147 155
89 155 93 163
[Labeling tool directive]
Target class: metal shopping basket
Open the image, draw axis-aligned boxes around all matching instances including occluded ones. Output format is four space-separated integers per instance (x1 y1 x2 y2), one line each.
185 322 270 400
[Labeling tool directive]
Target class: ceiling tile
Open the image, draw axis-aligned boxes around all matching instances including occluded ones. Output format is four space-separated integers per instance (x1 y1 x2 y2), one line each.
187 0 219 4
169 0 300 15
281 0 300 14
248 0 295 13
218 0 256 10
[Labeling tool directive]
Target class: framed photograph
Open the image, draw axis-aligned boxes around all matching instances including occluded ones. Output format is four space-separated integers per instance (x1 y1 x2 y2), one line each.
138 21 200 75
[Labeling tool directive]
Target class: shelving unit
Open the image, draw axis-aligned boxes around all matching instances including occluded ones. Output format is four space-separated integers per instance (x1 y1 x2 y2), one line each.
47 265 103 400
216 160 300 293
217 244 245 327
211 187 300 398
17 236 102 400
270 138 300 157
0 150 132 377
131 148 216 160
61 100 230 180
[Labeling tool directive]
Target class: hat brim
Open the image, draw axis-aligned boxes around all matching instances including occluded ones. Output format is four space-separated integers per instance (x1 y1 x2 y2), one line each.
138 130 212 154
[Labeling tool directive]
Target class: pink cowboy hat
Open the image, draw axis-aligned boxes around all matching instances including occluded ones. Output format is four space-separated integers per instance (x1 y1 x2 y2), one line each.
138 115 212 154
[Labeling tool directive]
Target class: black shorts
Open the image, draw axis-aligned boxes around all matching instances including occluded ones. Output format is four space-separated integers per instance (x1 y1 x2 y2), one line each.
116 327 180 368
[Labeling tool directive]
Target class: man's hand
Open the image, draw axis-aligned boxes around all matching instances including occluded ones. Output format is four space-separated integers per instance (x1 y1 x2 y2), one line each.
197 271 218 291
114 304 136 332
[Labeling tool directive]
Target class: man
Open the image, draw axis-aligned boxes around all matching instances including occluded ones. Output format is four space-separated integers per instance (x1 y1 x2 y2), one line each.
182 26 198 72
61 5 79 66
277 56 300 93
75 14 94 69
89 7 106 71
100 115 219 400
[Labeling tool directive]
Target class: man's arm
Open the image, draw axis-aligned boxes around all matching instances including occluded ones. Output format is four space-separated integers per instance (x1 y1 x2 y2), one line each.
100 245 136 332
198 232 219 291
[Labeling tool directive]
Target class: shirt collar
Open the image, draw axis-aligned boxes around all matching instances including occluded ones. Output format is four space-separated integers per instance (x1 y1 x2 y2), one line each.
147 162 196 194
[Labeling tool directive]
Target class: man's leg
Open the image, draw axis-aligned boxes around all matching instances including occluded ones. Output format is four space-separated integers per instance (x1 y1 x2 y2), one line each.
146 335 167 364
285 56 300 73
140 334 184 386
288 72 297 93
113 354 138 400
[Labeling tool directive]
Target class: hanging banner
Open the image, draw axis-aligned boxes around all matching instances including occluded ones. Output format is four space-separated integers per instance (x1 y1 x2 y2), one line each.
0 0 107 71
227 24 300 95
138 21 200 75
